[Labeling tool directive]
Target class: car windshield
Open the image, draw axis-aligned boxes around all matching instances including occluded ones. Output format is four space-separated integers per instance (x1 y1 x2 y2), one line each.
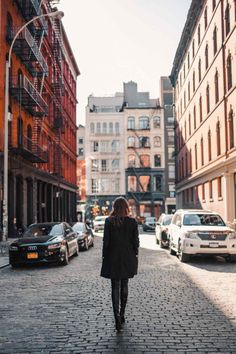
162 215 172 225
23 224 63 238
146 218 156 222
72 223 85 232
183 214 225 226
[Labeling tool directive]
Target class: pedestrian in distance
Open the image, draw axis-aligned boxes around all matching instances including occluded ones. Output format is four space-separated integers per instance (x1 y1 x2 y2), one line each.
100 197 139 332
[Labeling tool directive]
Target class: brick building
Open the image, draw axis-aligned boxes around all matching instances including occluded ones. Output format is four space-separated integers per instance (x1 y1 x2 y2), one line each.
0 0 80 236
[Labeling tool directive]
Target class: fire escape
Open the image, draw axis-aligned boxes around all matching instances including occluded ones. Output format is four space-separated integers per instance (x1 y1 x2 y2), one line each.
8 0 49 163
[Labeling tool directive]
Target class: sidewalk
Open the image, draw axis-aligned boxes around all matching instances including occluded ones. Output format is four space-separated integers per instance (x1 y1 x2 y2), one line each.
0 238 16 268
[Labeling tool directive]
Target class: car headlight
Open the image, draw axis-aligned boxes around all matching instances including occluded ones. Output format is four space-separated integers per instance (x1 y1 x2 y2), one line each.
184 232 199 239
48 243 61 250
9 245 18 251
229 232 236 239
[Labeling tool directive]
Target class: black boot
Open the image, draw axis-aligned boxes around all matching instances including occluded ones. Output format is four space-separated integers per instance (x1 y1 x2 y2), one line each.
111 280 122 332
120 279 128 324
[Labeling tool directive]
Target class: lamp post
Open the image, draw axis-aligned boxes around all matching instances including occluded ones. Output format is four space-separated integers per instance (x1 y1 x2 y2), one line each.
2 10 64 241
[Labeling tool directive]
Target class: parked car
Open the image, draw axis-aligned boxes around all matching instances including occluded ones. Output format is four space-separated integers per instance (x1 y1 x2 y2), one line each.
72 222 94 250
93 216 107 232
168 209 236 262
155 214 173 248
142 217 157 232
9 222 79 268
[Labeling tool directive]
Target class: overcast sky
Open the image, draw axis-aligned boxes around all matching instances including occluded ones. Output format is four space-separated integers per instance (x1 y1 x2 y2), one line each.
58 0 191 125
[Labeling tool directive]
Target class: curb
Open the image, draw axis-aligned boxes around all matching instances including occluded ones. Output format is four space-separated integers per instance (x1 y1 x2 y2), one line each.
0 263 10 269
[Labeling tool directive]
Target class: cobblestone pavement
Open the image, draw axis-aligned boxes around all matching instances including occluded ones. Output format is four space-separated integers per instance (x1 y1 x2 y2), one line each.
1 234 236 354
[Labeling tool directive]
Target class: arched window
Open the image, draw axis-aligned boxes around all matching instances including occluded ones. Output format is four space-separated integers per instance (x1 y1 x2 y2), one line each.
128 176 136 192
154 136 161 147
154 154 161 167
187 52 190 69
6 12 13 40
201 137 204 166
102 122 107 134
205 44 209 70
216 121 221 156
204 6 208 29
128 154 136 168
140 154 150 167
225 2 230 36
198 24 201 45
128 136 135 148
206 84 210 114
198 58 202 82
227 53 232 91
192 39 195 58
184 120 187 140
115 122 120 134
139 136 150 148
229 108 234 149
215 70 219 103
109 122 113 134
193 105 196 129
212 0 216 10
199 96 203 122
96 122 101 134
193 71 195 92
195 143 198 170
208 129 212 161
153 116 161 128
188 114 191 136
90 122 94 134
139 116 149 130
27 125 32 150
128 116 135 130
17 116 23 146
188 81 190 101
213 26 217 55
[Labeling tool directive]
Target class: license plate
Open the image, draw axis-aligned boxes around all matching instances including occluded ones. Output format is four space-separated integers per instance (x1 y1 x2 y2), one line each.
209 242 219 248
27 252 38 259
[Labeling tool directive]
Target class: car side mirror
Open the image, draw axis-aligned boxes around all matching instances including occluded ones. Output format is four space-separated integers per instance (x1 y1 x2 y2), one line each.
65 228 71 234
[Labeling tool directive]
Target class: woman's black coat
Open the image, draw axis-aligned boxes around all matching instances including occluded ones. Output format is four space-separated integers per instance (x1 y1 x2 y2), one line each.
100 216 139 280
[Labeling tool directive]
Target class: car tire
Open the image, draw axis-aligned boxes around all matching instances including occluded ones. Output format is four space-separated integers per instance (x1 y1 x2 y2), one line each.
227 255 236 262
74 245 79 257
61 248 69 266
169 241 176 255
91 239 94 247
10 262 20 268
156 237 159 244
178 241 190 263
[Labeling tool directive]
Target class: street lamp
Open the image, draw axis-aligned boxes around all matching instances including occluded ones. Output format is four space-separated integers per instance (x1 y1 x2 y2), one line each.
2 10 64 241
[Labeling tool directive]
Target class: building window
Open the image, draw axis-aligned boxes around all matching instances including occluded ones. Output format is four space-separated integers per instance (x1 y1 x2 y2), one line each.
128 176 136 192
212 0 216 10
109 122 113 134
188 114 191 136
169 164 175 179
209 180 213 200
217 177 222 198
78 148 84 156
213 26 217 55
111 179 120 193
90 122 94 134
204 6 208 29
195 143 198 170
198 58 201 82
139 136 150 148
91 179 99 193
154 136 161 147
115 122 120 134
198 24 201 45
139 176 151 192
193 105 196 129
199 96 203 122
91 159 99 172
101 141 109 152
96 122 101 134
184 91 186 109
128 117 135 130
192 39 195 58
154 176 162 192
168 131 174 143
102 122 107 134
140 154 150 167
206 84 210 114
202 183 205 200
216 121 221 156
128 154 136 167
208 129 212 161
139 116 150 130
100 179 110 193
78 138 83 144
227 53 232 91
205 44 209 70
183 64 186 79
188 82 190 101
229 108 234 149
193 71 195 92
201 137 204 166
128 136 135 148
184 120 187 141
189 149 192 173
91 141 99 152
153 116 161 128
101 159 108 172
215 70 219 103
168 147 175 160
225 2 230 36
111 140 120 152
154 154 161 167
187 52 190 69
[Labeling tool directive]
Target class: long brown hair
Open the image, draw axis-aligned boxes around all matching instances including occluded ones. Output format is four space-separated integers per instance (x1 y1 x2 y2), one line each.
110 197 130 225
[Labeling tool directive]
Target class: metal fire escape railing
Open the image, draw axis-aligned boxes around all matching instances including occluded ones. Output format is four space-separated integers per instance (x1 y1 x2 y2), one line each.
10 135 48 163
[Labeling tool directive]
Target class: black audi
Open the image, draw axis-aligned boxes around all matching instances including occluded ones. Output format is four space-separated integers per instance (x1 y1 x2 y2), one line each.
9 222 79 268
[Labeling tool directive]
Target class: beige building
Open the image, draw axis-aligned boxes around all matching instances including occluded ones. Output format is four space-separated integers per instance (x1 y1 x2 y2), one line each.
170 0 236 225
85 94 125 216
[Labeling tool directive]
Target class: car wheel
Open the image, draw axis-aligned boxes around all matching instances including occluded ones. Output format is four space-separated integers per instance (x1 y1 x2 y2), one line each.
10 262 20 268
169 240 176 255
91 239 94 247
61 248 69 265
227 255 236 262
74 245 79 257
156 237 159 244
178 241 190 263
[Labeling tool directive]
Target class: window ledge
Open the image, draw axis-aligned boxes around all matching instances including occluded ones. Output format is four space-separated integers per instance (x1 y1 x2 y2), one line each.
218 197 223 201
209 198 214 202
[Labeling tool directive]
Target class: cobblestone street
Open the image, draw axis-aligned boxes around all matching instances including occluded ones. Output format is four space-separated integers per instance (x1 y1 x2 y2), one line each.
1 233 236 353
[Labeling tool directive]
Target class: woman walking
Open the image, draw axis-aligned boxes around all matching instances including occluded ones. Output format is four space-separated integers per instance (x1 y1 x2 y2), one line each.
100 197 139 332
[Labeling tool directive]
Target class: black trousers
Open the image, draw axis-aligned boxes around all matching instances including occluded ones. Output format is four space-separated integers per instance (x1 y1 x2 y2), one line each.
111 279 128 318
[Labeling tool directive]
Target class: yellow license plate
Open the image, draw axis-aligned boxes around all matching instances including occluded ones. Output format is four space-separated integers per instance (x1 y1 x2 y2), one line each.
27 252 38 259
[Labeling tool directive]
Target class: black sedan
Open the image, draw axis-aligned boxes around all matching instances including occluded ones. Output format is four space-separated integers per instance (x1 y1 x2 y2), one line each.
9 222 79 267
72 222 94 250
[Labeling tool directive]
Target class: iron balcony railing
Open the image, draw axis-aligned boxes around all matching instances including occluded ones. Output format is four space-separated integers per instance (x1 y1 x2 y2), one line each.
10 75 48 117
10 135 48 163
7 26 48 75
14 0 41 20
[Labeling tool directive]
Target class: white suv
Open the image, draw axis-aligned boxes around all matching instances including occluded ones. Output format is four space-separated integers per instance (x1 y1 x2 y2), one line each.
168 209 236 262
93 216 107 232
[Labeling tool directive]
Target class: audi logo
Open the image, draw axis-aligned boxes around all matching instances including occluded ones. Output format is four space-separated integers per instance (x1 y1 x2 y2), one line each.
28 246 37 251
